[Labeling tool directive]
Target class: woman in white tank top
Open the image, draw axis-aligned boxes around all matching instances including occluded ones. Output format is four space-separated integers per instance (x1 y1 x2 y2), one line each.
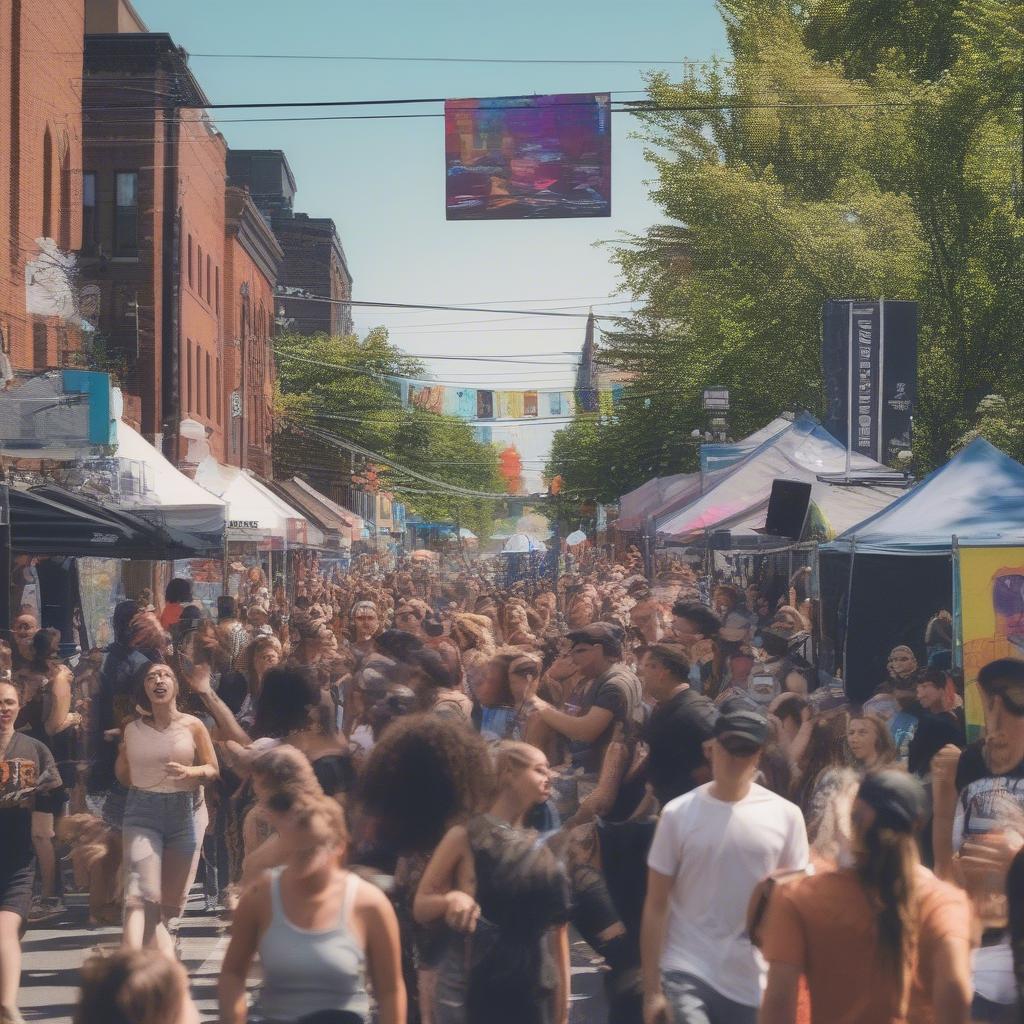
115 663 218 954
219 794 406 1024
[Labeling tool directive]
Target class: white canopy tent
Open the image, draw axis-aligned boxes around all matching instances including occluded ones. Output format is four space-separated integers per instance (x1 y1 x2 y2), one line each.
194 457 324 548
113 420 226 552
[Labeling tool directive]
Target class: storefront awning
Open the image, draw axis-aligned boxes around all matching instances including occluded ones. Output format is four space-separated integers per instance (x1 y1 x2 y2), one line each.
10 485 180 558
266 477 361 550
193 458 324 548
113 420 226 555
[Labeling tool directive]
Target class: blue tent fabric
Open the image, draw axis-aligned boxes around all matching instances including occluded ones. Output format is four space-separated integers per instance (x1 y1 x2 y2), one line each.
823 438 1024 555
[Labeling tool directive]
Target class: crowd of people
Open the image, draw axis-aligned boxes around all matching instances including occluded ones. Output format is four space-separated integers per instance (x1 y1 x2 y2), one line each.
0 545 1022 1024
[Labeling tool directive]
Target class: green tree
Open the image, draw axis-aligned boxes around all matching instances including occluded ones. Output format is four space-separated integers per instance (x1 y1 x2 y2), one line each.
549 0 1024 506
273 327 503 538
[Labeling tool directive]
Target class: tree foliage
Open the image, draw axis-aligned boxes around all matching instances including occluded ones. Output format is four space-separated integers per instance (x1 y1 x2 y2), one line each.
547 0 1024 520
273 327 503 539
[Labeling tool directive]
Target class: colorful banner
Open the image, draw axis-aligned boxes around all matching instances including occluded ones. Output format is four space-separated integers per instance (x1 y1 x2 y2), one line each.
402 383 579 422
956 545 1024 742
445 93 612 220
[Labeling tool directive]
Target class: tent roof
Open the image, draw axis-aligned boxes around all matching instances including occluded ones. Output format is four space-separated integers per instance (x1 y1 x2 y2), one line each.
10 485 178 558
824 438 1024 555
616 416 792 531
193 458 324 546
657 414 900 541
113 420 226 554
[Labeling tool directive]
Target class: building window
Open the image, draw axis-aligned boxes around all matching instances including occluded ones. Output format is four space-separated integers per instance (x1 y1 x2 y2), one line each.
42 128 53 239
82 172 97 250
197 246 203 297
206 255 211 306
216 357 222 424
215 267 220 316
185 339 192 412
32 322 48 368
205 352 211 417
114 172 138 255
187 234 193 287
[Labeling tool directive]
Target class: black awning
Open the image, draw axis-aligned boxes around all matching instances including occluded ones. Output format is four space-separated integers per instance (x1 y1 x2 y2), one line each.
10 485 183 559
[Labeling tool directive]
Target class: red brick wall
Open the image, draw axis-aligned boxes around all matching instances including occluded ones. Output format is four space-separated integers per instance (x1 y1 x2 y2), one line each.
0 0 84 371
177 111 227 463
223 215 277 478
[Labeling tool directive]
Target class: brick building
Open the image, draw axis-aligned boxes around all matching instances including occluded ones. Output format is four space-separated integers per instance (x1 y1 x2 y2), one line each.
80 0 229 463
226 150 354 338
0 0 85 372
223 184 282 478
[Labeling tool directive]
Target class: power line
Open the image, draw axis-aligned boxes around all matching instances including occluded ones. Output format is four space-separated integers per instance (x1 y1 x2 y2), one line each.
185 52 724 66
278 293 615 318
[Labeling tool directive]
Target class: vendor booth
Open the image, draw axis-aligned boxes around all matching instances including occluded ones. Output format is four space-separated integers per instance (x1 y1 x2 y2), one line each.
616 416 793 533
818 438 1024 702
656 414 905 545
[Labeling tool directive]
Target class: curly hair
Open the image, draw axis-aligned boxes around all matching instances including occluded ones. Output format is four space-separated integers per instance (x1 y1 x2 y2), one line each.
358 713 492 853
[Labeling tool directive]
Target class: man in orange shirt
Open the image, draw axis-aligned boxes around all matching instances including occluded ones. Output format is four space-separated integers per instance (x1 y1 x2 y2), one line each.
759 771 973 1024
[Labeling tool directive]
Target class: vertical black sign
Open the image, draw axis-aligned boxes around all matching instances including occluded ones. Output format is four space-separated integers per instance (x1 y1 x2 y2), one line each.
821 299 917 464
880 301 917 463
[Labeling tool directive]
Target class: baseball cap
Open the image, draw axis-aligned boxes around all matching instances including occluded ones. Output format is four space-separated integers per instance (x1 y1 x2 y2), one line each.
857 770 927 834
713 708 770 751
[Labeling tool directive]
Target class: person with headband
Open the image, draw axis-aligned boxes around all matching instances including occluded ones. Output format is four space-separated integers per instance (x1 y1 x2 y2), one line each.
350 601 381 661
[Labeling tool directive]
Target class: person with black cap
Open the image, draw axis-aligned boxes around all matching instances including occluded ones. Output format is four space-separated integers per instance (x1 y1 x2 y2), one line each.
641 708 808 1024
759 770 972 1024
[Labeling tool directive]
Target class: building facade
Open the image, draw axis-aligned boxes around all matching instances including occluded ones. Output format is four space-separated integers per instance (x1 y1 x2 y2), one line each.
81 16 229 463
223 184 282 479
226 149 354 338
0 0 85 372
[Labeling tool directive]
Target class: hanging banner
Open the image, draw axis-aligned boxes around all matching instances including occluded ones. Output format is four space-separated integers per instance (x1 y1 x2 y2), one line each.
955 545 1024 743
445 93 612 220
821 299 917 464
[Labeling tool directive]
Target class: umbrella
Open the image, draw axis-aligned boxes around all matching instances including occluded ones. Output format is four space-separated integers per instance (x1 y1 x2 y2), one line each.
502 533 547 554
565 530 588 547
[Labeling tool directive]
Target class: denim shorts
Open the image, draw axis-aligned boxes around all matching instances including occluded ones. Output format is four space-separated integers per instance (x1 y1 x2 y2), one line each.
661 971 758 1024
123 789 203 906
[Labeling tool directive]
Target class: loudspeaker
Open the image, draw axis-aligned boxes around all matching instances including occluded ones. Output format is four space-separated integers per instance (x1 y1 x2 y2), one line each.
765 480 812 540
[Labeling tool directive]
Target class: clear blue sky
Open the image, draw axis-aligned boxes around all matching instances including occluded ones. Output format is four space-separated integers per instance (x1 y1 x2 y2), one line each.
131 0 727 484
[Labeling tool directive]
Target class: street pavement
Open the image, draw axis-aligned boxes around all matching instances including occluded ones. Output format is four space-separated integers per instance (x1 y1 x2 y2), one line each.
20 892 607 1023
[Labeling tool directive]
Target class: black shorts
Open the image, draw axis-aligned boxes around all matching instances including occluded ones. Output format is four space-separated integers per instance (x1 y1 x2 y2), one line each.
0 860 36 920
34 787 69 816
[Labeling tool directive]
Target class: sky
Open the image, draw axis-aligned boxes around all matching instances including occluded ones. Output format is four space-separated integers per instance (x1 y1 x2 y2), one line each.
132 0 728 487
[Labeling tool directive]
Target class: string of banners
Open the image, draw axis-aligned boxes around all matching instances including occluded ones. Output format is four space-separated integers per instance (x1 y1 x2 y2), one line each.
396 381 625 421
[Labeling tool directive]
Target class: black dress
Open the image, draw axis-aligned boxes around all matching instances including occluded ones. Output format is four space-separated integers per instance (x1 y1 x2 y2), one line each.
436 814 570 1024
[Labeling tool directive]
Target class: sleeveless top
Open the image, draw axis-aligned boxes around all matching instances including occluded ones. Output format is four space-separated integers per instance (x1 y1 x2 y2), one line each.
258 867 370 1023
124 717 197 792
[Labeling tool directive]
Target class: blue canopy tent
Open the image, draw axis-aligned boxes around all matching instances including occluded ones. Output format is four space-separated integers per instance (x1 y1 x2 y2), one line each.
818 438 1024 698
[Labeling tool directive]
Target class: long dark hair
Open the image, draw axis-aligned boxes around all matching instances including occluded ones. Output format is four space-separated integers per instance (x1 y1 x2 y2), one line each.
855 816 919 1006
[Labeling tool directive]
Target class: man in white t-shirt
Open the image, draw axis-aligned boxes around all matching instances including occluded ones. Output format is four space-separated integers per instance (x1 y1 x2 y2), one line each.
641 708 808 1024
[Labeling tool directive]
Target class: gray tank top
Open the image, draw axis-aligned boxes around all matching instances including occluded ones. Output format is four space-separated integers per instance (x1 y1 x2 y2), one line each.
258 867 370 1022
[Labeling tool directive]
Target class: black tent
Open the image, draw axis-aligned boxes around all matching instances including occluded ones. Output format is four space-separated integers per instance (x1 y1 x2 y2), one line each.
10 485 182 558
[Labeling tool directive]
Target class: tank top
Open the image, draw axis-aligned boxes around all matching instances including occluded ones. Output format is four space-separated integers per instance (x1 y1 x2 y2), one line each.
258 867 370 1023
124 717 197 792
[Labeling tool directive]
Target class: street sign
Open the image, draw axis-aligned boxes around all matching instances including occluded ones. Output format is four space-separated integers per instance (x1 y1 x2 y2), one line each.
703 387 730 411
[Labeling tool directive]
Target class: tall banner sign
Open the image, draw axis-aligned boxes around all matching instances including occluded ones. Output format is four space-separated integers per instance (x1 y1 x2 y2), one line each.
821 299 917 464
955 545 1024 742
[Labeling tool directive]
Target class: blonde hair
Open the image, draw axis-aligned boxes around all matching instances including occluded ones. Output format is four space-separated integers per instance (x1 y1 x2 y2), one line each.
291 793 349 848
491 740 542 781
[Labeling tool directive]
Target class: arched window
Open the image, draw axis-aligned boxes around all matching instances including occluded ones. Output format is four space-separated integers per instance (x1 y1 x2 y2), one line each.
41 127 53 239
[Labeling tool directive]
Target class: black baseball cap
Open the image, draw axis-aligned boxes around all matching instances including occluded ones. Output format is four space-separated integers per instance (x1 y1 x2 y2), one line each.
713 708 770 752
857 770 927 834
